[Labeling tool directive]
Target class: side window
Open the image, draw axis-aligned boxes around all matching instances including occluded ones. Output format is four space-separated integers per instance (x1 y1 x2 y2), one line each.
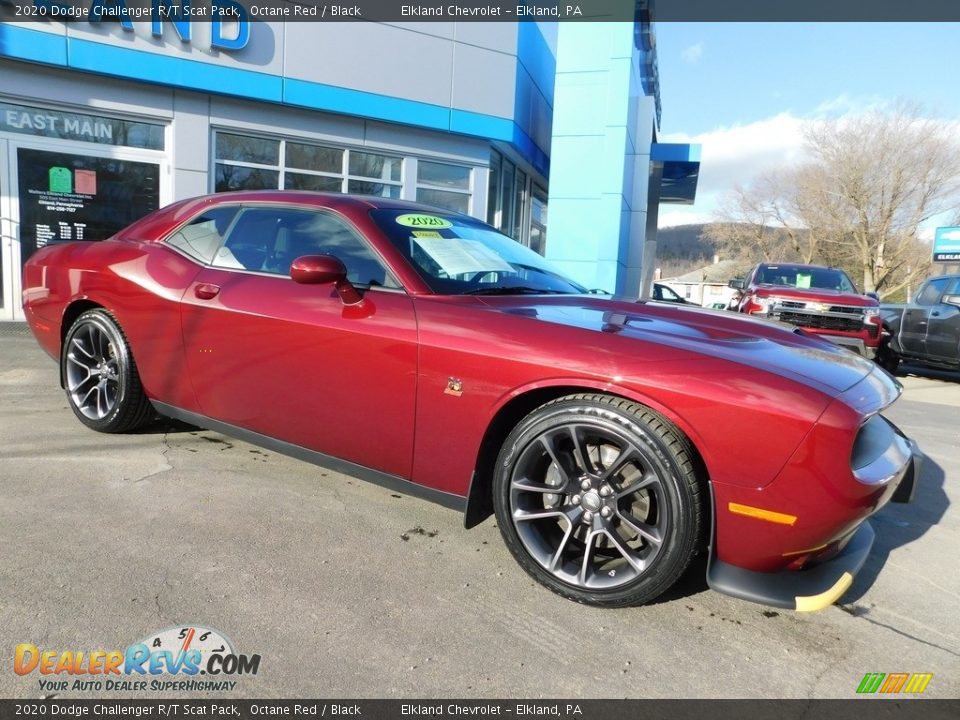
661 285 683 302
213 206 398 288
165 206 238 264
916 278 950 306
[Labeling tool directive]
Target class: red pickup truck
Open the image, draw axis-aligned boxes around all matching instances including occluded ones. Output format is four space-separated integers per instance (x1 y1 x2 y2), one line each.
730 263 883 358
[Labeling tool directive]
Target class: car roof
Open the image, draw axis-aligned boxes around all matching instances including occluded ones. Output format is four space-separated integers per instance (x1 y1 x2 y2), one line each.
757 263 843 271
201 190 474 218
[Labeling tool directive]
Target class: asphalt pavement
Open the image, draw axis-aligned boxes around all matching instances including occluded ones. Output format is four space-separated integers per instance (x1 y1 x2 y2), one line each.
1 322 958 699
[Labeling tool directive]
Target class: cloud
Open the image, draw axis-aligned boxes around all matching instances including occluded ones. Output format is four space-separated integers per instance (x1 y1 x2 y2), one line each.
680 42 704 64
657 112 808 227
655 97 960 233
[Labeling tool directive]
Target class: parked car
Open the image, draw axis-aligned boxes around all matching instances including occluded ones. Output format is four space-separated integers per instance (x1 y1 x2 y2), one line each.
22 192 921 611
730 263 883 358
652 283 698 305
878 275 960 372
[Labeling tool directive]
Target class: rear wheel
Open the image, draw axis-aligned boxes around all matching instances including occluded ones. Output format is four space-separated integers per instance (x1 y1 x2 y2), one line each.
62 309 154 433
493 394 705 607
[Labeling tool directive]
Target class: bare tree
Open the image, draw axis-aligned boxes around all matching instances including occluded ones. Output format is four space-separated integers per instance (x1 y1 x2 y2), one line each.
711 102 960 298
802 102 958 294
706 174 786 262
707 169 827 266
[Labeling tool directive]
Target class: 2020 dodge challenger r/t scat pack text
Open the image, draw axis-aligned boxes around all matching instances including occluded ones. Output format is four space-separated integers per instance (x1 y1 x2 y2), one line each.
22 192 922 610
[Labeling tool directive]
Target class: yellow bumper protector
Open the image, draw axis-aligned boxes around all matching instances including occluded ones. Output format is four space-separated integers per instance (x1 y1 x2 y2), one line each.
795 571 854 612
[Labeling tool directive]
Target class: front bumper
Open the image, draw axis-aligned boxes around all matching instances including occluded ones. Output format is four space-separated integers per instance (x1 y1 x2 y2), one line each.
706 437 923 611
707 522 874 611
822 335 878 360
749 308 880 358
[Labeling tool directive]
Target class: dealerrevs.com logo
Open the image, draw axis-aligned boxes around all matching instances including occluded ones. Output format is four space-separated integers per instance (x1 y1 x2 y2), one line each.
14 625 261 693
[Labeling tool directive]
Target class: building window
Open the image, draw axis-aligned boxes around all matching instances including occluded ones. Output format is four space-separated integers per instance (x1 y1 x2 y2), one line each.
487 151 502 226
284 141 344 192
513 168 527 241
416 160 471 213
500 157 516 238
0 100 165 151
529 184 548 255
213 131 402 199
348 151 402 198
487 149 542 249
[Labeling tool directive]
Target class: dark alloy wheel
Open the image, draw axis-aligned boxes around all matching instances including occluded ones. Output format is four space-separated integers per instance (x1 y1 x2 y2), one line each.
62 309 154 433
493 394 705 607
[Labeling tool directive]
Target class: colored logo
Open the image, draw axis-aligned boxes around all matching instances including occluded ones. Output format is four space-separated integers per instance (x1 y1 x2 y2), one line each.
13 625 261 694
856 672 933 694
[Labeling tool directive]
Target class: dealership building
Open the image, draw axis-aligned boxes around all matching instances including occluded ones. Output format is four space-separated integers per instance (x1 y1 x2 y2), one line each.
0 7 699 321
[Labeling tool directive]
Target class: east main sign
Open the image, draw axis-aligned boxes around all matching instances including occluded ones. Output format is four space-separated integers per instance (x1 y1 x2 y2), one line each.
24 0 250 50
933 227 960 263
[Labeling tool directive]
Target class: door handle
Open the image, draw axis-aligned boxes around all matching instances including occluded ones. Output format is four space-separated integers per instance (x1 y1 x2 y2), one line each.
931 311 941 317
194 283 221 300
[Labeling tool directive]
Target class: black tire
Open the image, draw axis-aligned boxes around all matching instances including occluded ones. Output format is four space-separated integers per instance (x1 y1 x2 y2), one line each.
877 343 900 374
62 309 154 433
493 393 706 607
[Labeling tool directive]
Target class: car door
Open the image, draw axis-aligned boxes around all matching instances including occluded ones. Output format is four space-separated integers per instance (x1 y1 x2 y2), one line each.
925 277 960 362
900 278 951 355
179 204 417 479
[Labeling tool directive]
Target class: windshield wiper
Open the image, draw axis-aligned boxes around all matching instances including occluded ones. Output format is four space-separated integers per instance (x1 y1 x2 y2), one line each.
463 286 569 296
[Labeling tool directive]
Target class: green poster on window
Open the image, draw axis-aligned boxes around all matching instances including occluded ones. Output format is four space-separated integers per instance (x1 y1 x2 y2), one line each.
48 167 72 194
796 273 812 289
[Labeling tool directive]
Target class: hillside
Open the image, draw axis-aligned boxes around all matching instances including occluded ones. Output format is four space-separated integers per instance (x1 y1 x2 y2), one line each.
654 224 718 278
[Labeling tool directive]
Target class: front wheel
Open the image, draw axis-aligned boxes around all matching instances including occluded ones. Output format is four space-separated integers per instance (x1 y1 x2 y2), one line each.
62 309 154 433
876 343 900 374
493 394 706 607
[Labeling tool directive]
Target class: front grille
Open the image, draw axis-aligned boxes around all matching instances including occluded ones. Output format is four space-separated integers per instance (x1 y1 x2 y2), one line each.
778 300 806 309
776 311 863 332
829 305 865 315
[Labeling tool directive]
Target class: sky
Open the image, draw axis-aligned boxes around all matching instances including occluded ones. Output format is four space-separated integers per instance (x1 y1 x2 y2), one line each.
653 23 960 233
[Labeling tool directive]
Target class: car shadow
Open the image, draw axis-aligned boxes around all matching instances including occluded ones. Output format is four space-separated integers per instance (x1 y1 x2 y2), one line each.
129 416 200 435
842 453 949 605
649 553 711 606
895 362 960 384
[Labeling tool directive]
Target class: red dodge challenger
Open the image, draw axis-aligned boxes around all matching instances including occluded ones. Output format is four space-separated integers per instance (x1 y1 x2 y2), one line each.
22 191 922 611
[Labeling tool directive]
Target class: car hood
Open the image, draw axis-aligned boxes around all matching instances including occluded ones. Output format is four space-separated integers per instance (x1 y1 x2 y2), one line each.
752 286 876 306
478 295 876 394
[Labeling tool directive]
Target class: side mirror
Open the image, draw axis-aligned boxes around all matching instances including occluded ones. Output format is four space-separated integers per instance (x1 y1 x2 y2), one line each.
290 254 362 305
729 278 746 290
865 291 880 301
943 294 960 308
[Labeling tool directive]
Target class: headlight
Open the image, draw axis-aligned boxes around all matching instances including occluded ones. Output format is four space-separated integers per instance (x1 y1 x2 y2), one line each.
753 297 775 312
863 307 880 317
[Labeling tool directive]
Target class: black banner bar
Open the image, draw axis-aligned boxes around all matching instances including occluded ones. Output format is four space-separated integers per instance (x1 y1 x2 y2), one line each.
4 0 960 22
0 700 959 720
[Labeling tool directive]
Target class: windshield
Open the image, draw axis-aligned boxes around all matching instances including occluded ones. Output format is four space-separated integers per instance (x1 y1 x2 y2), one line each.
370 209 587 295
755 265 857 293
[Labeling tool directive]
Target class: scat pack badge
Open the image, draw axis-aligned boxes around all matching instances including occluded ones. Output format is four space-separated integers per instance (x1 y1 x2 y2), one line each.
14 625 261 693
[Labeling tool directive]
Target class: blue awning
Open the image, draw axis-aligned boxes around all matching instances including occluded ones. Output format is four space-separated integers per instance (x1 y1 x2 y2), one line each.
651 143 701 205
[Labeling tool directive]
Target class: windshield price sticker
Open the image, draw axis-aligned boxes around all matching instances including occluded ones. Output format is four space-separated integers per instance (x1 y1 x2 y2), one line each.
414 237 511 276
396 214 453 229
